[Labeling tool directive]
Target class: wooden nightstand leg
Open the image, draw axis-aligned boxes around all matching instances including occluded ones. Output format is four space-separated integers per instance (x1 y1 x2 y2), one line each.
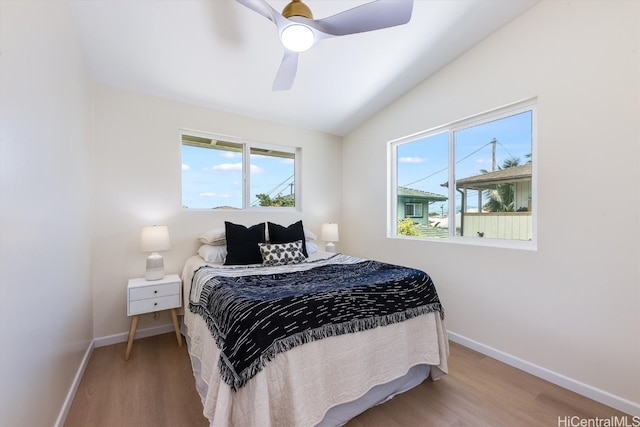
124 315 139 361
170 308 183 347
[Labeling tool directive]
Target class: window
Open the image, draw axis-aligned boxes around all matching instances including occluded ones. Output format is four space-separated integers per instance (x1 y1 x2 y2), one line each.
181 131 299 210
405 202 423 218
390 99 536 247
249 147 296 208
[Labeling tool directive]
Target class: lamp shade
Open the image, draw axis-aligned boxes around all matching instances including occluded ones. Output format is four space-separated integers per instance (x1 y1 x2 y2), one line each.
140 225 171 253
321 223 339 242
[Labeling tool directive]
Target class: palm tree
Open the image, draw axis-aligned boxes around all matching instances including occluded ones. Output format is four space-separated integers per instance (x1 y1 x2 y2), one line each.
481 156 520 212
484 187 515 212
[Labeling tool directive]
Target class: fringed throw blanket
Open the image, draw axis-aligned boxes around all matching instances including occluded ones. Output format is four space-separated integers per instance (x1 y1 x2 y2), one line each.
189 254 444 391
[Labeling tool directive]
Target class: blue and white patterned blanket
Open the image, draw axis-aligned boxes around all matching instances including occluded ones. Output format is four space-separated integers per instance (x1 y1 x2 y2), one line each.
189 254 443 391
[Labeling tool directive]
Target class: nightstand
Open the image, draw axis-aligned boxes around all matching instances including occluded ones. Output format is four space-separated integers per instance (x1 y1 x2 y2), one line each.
124 274 183 360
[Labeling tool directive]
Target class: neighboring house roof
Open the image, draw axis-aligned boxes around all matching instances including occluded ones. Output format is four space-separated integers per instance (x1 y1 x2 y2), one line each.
398 187 448 201
443 163 532 189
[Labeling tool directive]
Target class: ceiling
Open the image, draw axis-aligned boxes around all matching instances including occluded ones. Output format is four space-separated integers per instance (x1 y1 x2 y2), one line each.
70 0 538 136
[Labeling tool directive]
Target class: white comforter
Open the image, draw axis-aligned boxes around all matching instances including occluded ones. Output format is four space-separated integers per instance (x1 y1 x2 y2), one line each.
181 254 449 427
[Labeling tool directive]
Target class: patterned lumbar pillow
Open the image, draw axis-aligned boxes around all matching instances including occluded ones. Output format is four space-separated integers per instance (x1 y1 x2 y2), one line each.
259 240 306 266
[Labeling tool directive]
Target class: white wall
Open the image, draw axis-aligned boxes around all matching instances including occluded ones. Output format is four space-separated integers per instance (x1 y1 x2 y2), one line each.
343 0 639 411
91 84 342 338
1 0 636 424
0 2 93 426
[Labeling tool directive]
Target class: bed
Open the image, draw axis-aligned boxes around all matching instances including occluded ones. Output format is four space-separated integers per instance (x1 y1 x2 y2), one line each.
180 222 449 427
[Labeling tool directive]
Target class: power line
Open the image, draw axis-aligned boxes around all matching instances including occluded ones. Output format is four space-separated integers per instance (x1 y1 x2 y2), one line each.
496 140 515 160
251 174 294 206
401 141 494 187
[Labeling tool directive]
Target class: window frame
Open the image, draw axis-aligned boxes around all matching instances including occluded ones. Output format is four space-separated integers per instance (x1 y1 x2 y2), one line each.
388 99 537 250
181 129 301 211
405 202 424 218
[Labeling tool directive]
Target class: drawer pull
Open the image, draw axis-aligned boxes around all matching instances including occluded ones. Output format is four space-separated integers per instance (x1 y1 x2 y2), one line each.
154 290 158 294
154 302 158 306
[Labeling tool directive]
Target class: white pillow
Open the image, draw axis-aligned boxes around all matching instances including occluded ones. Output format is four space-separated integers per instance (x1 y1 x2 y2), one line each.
198 244 228 263
198 227 226 245
201 224 316 245
306 241 318 254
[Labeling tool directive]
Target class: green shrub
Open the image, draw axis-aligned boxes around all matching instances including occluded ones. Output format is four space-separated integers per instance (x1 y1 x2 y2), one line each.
398 218 419 236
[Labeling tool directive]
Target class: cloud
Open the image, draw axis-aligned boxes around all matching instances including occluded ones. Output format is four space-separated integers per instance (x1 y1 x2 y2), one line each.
212 163 242 171
398 157 425 163
199 192 231 198
209 163 262 173
182 164 190 171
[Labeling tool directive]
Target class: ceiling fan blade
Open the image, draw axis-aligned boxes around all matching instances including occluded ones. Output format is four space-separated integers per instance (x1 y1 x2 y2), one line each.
272 50 298 91
308 0 413 36
235 0 282 26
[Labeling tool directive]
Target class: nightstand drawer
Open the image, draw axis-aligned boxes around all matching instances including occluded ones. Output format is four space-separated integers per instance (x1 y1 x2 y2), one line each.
129 294 180 315
129 281 179 301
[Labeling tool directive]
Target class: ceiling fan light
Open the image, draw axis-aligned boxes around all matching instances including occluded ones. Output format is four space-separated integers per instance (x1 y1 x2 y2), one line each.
280 24 314 52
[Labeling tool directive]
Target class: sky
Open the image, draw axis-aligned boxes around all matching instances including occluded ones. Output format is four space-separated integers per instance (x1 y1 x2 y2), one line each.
396 110 532 213
181 145 295 209
182 110 531 211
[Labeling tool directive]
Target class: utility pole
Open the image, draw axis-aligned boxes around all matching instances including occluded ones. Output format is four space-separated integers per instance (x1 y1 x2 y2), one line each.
491 138 497 171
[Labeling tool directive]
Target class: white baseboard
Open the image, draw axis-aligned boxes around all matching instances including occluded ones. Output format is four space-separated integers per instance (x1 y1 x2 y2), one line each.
54 323 178 426
94 323 177 348
447 331 640 417
54 339 95 427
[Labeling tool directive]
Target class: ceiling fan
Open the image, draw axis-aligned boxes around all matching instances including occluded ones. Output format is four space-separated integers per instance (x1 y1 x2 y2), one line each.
236 0 414 90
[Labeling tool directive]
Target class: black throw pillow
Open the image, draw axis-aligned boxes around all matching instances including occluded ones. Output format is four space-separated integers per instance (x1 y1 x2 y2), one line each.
267 220 308 257
224 222 266 265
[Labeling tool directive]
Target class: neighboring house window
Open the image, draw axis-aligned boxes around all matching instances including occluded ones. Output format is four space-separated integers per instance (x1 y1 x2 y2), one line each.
389 99 536 248
405 202 423 218
181 131 299 210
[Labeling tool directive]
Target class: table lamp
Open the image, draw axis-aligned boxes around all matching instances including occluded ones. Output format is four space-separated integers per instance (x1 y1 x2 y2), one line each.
140 225 171 280
321 223 339 253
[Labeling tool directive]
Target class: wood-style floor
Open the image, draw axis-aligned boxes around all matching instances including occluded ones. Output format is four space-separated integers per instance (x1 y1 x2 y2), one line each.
65 332 629 427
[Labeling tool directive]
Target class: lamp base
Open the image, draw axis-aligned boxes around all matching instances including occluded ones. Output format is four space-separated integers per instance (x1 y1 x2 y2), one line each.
145 252 165 281
325 242 336 253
